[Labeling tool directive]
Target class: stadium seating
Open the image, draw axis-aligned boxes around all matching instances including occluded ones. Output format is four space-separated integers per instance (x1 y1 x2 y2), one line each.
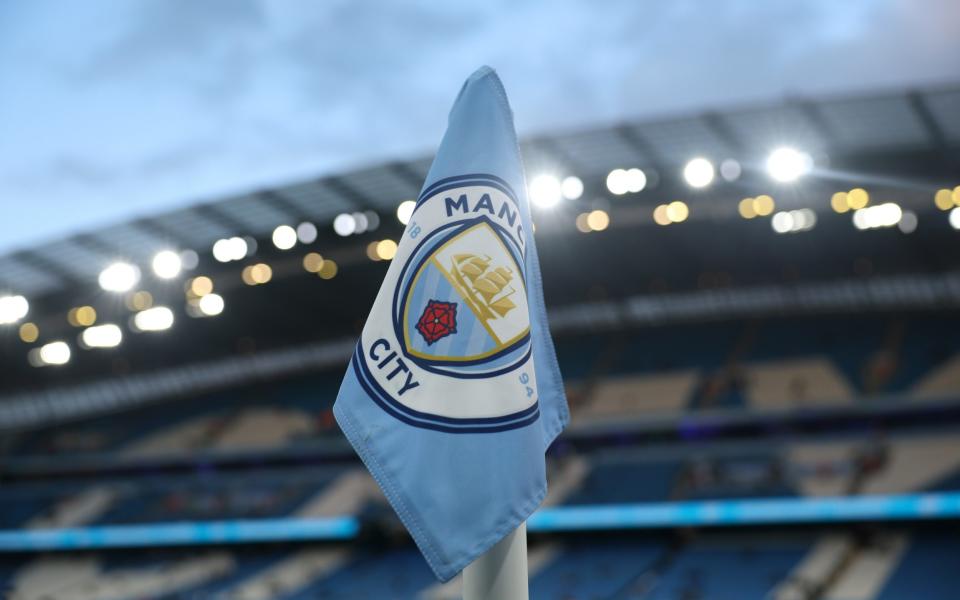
563 452 682 505
7 551 234 600
643 536 809 600
1 313 959 599
875 533 960 600
5 314 959 468
821 534 908 600
528 540 663 599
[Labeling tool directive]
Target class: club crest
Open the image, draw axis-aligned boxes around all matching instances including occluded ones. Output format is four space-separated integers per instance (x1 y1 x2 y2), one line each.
354 175 540 433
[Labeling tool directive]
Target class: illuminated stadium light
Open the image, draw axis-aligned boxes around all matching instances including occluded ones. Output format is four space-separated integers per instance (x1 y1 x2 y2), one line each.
586 210 610 232
229 237 249 260
252 263 272 284
19 322 39 343
67 306 97 327
132 306 174 332
352 212 370 234
396 200 416 225
950 207 960 230
561 176 584 200
296 222 318 244
665 201 689 223
333 213 356 237
720 159 741 182
98 262 140 293
847 188 869 209
898 210 918 234
0 295 29 325
766 147 812 183
198 293 224 316
606 169 629 195
303 252 324 272
126 291 153 311
212 239 232 262
151 250 182 279
33 341 71 366
772 209 816 234
574 213 591 233
753 195 775 216
771 211 794 234
272 225 297 250
652 204 671 226
791 208 816 231
933 189 953 210
212 237 248 262
80 324 122 349
366 241 382 261
318 259 339 280
187 276 214 298
738 198 756 219
376 239 398 260
831 192 850 213
18 322 39 343
364 211 380 232
624 168 646 193
179 249 199 270
852 203 902 230
683 158 714 189
242 263 273 286
529 174 562 208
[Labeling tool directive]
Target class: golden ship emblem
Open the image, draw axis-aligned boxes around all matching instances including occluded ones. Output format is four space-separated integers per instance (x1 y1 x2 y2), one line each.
449 253 517 321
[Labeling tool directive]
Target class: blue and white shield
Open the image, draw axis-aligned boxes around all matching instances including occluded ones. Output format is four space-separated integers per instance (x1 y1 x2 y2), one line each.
354 176 539 433
399 220 531 371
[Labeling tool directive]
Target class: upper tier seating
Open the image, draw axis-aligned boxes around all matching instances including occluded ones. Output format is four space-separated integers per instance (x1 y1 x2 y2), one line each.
563 452 682 505
743 357 854 410
859 433 960 494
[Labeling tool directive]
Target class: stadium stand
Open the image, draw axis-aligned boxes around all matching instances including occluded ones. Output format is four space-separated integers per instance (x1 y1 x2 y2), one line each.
1 82 959 598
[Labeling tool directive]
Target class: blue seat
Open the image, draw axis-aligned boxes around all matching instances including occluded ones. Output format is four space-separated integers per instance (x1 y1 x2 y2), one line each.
876 533 960 600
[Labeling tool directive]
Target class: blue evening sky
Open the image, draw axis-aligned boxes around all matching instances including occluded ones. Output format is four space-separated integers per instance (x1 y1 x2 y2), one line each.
1 0 957 254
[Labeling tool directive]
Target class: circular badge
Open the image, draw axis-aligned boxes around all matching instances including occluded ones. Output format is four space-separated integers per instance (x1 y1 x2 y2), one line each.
353 174 540 433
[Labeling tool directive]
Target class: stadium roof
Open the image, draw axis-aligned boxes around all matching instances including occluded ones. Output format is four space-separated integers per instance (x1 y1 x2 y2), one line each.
2 83 959 394
2 84 958 298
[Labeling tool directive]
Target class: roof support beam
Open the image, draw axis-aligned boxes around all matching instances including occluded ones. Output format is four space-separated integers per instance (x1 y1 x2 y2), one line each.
132 217 196 250
192 203 250 238
386 161 427 194
324 176 371 211
792 99 837 149
615 125 667 172
11 250 84 287
700 111 745 155
71 234 124 261
527 136 588 177
256 190 307 223
907 91 947 150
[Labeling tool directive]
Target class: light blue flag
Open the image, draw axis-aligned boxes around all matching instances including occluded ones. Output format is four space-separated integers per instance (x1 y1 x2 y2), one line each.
333 66 568 582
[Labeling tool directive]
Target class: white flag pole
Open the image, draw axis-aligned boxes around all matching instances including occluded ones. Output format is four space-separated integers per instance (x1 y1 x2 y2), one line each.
462 522 529 600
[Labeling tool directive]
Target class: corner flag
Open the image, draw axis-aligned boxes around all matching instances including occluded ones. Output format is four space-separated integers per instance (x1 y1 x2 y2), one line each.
333 66 568 582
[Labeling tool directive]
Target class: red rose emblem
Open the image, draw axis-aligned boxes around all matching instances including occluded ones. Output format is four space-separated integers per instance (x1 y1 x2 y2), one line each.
416 300 458 345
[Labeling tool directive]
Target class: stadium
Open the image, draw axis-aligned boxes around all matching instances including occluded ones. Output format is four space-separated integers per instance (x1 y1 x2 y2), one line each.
2 4 960 599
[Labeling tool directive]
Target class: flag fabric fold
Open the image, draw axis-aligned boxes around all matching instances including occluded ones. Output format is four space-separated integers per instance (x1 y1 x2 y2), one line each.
333 65 568 582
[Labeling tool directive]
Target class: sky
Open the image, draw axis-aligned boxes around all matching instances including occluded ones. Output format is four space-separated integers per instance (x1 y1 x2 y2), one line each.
1 0 958 254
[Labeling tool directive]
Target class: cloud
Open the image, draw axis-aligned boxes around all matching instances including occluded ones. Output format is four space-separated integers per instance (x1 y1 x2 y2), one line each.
0 0 958 254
